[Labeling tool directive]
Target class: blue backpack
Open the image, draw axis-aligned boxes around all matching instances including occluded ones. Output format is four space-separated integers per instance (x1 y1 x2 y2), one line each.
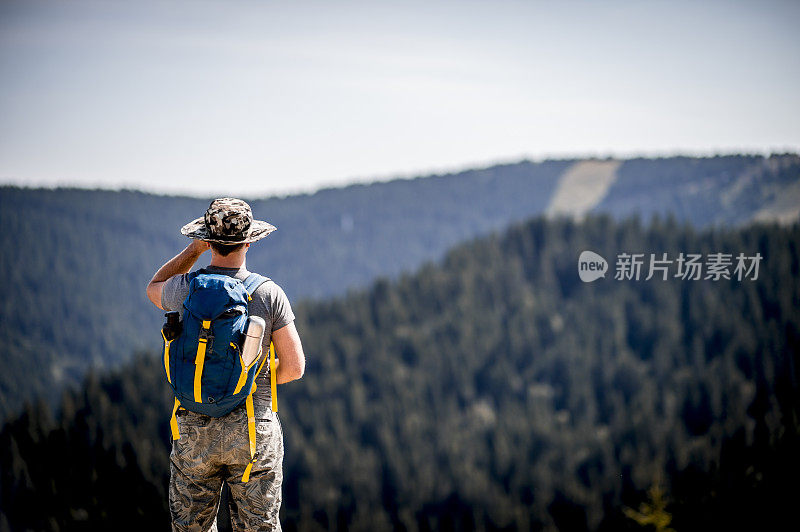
161 269 275 482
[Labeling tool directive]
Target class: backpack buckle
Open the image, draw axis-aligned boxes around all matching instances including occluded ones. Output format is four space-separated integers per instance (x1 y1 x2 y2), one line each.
198 327 214 352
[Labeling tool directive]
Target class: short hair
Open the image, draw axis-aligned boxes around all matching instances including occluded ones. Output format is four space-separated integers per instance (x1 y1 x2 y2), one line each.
210 242 245 256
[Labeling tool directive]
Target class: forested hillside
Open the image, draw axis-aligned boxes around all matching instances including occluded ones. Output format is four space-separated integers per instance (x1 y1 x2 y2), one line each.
2 214 797 531
1 154 798 419
0 160 567 418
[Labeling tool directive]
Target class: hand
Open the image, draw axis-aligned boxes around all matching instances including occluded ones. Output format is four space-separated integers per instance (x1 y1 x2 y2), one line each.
188 239 211 255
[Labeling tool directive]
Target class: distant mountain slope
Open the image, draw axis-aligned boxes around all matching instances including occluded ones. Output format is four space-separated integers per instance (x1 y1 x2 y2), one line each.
593 154 800 226
0 154 798 418
254 159 569 299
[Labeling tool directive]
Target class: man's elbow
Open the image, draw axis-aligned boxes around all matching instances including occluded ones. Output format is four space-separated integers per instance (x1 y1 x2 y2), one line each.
288 358 305 381
146 282 163 309
285 355 305 382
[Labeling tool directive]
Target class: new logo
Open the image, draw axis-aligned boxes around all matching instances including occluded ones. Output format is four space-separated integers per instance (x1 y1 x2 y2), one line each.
578 250 608 282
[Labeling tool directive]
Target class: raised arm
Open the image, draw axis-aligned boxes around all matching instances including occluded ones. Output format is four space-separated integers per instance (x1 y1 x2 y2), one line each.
146 240 210 309
271 321 305 384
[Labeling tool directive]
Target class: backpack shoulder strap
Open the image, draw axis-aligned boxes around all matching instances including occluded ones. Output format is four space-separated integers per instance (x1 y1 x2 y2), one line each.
242 273 270 298
185 268 205 285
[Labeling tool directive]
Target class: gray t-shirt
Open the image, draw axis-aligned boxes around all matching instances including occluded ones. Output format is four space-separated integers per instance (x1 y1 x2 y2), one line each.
161 265 295 416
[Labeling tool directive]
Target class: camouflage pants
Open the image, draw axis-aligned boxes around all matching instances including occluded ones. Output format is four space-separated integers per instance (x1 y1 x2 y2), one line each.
169 404 284 531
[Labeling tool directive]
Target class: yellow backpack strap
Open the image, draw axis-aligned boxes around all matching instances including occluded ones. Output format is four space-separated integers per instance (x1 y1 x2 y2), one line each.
161 330 172 384
269 342 278 412
232 343 256 395
194 320 211 402
170 398 181 440
241 342 275 483
241 393 257 482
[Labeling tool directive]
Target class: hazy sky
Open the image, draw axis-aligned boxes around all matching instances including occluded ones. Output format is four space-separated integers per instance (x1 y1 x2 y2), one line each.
1 0 798 197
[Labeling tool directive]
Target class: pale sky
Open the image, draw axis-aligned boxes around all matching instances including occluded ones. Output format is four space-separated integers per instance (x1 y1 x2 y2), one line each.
1 0 798 197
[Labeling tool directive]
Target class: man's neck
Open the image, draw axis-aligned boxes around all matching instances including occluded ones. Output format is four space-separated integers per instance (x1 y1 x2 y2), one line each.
209 254 246 269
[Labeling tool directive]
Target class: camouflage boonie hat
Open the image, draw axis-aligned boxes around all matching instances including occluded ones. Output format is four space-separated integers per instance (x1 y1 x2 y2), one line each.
180 198 276 244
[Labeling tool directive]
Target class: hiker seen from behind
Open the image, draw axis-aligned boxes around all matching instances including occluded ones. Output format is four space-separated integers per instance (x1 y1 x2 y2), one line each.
146 197 305 531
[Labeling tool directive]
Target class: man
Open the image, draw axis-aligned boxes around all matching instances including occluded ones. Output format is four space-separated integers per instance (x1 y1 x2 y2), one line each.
146 198 305 531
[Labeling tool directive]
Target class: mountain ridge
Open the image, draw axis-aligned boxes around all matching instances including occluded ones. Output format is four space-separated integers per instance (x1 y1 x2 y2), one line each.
0 154 798 418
